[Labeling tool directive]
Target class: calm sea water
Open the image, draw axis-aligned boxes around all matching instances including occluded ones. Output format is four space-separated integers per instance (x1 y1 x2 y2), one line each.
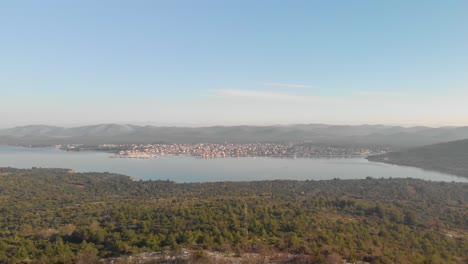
0 146 466 183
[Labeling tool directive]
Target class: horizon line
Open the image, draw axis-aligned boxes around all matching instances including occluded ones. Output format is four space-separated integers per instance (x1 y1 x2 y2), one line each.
0 122 464 130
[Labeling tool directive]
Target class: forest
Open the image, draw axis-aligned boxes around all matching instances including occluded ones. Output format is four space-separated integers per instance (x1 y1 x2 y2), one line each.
368 138 468 179
0 167 467 263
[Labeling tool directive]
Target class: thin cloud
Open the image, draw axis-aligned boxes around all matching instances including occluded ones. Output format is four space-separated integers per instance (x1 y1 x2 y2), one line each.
260 82 314 89
210 89 342 104
353 91 408 97
212 89 306 101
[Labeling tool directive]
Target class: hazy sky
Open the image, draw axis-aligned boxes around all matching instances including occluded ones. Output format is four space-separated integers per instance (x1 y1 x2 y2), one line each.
1 1 467 128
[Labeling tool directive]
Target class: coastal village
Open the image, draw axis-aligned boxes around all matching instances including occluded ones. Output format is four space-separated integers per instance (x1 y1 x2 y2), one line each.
59 143 388 159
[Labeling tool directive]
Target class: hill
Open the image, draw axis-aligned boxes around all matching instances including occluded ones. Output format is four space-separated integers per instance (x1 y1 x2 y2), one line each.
1 124 468 149
367 139 468 178
0 167 466 263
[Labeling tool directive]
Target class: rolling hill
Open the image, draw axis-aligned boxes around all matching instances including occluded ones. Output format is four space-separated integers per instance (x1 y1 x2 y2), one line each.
1 124 468 149
367 138 468 178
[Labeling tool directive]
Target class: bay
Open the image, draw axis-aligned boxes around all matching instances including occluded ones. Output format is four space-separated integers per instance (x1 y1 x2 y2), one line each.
0 146 466 182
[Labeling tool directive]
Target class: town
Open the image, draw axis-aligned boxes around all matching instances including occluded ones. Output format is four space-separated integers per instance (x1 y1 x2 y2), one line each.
59 143 388 159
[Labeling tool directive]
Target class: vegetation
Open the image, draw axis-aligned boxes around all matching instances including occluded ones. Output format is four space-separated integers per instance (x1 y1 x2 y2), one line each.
0 167 467 263
368 138 468 179
2 124 468 148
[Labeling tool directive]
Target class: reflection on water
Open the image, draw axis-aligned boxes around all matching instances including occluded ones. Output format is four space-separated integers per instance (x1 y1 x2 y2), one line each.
0 146 466 183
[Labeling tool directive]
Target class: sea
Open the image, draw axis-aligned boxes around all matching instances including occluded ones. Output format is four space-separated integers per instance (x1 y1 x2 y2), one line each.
0 146 466 183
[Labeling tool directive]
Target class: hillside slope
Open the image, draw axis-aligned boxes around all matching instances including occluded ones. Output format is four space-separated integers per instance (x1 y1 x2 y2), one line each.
1 124 468 149
368 139 468 178
0 167 466 263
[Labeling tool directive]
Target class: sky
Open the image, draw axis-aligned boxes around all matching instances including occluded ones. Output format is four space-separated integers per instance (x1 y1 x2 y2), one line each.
1 0 467 128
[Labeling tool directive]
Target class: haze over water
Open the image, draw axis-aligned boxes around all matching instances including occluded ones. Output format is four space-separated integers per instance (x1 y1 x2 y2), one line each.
0 146 465 183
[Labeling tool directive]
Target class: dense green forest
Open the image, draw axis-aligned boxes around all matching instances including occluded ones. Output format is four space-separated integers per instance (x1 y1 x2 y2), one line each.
0 168 467 263
368 138 468 179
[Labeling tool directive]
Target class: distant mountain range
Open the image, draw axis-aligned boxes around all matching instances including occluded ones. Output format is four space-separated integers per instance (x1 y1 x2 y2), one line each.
1 124 468 149
368 139 468 178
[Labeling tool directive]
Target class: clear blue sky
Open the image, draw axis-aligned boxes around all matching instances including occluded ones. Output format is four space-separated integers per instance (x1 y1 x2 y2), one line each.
1 0 467 127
